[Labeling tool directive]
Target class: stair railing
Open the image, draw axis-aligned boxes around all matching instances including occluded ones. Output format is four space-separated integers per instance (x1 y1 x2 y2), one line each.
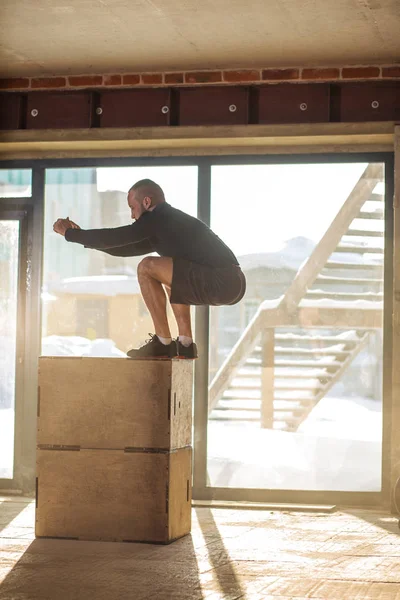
279 163 384 315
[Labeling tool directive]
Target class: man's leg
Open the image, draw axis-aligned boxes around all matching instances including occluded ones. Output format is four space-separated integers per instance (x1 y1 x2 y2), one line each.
164 286 193 338
164 285 197 358
137 256 174 338
132 256 197 359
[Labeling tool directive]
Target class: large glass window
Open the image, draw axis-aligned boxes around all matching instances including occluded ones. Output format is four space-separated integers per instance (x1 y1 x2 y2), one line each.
207 162 385 492
0 220 19 478
0 170 32 197
41 166 198 357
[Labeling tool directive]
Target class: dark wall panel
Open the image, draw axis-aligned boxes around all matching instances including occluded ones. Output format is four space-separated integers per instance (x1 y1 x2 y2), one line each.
178 87 248 126
338 83 400 122
253 84 330 124
0 93 24 129
0 82 399 130
99 89 171 127
26 92 92 129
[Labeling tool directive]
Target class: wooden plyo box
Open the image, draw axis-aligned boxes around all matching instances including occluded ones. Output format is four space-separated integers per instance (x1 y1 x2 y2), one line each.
38 357 193 450
36 357 193 543
36 446 192 543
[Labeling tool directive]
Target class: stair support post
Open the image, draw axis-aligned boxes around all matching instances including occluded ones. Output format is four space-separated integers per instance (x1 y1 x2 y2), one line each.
261 328 275 429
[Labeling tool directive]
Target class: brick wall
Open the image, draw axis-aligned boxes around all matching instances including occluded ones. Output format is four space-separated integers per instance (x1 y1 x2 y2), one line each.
1 65 399 91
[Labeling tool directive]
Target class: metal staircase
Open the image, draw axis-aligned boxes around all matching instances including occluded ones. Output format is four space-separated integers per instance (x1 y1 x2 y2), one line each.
209 329 370 429
209 173 384 431
306 192 384 303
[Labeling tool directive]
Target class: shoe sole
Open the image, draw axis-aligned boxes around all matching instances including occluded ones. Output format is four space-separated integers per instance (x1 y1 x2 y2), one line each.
126 355 176 360
127 356 176 360
127 355 198 360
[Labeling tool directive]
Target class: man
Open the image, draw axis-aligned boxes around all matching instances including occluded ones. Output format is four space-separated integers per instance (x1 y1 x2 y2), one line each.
53 179 246 360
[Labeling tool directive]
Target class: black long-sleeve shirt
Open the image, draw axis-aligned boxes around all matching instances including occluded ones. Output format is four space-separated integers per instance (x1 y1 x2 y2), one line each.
65 202 239 268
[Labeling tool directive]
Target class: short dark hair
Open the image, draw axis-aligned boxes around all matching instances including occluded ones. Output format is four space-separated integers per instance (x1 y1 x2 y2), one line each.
129 179 165 203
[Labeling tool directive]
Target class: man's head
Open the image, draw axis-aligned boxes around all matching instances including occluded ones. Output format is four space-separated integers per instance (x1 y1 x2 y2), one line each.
127 179 165 220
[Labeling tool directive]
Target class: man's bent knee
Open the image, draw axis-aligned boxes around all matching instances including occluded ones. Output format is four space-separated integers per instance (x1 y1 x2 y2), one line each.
137 256 155 277
137 256 174 286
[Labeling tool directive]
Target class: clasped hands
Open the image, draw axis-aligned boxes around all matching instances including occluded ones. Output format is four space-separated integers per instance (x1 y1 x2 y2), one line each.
53 217 81 236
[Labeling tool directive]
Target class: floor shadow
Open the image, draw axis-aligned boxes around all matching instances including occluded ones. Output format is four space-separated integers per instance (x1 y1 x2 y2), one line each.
0 531 205 600
344 507 400 536
0 498 31 534
195 507 245 600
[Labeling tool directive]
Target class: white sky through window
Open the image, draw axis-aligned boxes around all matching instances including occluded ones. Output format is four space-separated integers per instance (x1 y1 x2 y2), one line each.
96 163 382 257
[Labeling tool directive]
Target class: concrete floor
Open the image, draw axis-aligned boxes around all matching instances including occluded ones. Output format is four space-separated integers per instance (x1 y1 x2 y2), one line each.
1 496 400 600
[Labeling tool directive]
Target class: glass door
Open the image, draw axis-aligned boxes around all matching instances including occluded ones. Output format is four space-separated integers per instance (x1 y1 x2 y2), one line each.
0 211 28 485
202 158 390 502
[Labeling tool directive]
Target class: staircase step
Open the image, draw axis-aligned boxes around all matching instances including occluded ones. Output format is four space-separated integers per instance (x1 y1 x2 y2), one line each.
315 274 383 284
334 244 384 255
228 381 325 391
274 393 315 401
234 372 262 379
305 291 383 301
357 210 384 220
274 371 332 380
273 347 351 357
223 391 260 399
211 407 315 421
230 382 262 390
246 358 262 366
274 382 323 391
275 360 341 368
216 398 314 409
254 346 352 356
217 401 261 411
345 229 384 238
209 412 260 422
222 390 318 401
274 333 360 345
367 193 384 203
324 261 383 271
273 406 311 415
238 366 333 379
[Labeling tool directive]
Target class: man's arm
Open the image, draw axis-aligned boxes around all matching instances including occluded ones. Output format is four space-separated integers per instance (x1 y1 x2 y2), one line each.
95 239 154 256
53 218 155 257
53 212 154 249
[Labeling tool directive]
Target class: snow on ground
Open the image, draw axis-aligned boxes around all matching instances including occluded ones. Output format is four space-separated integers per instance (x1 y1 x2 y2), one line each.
207 395 382 492
41 336 126 357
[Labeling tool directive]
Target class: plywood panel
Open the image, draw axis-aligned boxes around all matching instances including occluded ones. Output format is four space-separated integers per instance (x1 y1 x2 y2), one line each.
170 360 193 450
38 357 193 450
36 447 191 543
168 447 192 541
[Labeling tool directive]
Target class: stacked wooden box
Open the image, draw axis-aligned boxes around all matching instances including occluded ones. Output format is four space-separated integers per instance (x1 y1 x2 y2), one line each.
36 357 193 543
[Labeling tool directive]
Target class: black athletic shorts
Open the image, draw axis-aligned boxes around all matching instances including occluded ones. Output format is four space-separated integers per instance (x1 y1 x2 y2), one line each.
170 258 246 306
